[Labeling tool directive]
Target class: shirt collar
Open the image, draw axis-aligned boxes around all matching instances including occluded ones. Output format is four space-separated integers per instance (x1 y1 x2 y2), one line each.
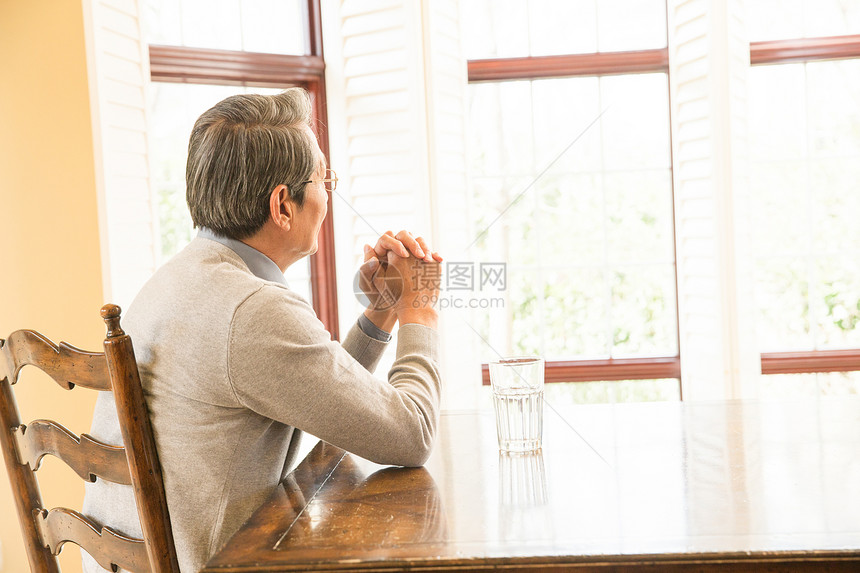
197 228 287 286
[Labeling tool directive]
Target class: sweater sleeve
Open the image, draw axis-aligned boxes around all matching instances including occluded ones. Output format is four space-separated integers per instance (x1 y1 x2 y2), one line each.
341 319 389 373
227 285 441 467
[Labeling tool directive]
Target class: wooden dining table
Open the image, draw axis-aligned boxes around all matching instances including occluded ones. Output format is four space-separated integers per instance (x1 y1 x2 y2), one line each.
202 396 860 572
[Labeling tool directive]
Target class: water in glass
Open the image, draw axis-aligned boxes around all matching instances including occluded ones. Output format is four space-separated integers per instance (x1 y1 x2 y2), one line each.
490 356 544 452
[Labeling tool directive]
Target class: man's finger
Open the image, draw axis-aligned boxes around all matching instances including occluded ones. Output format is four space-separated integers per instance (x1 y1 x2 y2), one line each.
359 257 380 276
374 234 409 258
414 236 434 262
358 259 379 294
363 244 375 262
394 230 425 259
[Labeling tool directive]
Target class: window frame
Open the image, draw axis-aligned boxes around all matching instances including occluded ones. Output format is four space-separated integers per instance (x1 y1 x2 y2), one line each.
469 30 860 386
468 42 680 388
748 32 860 377
146 0 340 339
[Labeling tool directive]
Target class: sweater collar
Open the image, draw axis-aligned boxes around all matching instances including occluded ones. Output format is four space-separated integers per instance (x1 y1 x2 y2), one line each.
197 228 287 286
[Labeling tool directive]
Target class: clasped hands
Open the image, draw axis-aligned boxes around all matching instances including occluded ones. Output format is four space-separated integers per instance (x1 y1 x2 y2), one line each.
359 230 443 331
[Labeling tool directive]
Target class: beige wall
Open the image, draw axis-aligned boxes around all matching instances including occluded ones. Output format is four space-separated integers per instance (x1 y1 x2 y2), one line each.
0 1 105 572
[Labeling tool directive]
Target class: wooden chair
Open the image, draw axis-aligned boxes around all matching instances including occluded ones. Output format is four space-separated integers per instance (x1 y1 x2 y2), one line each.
0 304 179 573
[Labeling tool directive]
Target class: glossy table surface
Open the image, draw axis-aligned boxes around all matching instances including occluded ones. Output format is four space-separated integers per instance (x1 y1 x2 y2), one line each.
202 397 860 571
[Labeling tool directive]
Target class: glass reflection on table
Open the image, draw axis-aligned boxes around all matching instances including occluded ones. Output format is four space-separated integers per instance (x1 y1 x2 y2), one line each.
498 449 551 542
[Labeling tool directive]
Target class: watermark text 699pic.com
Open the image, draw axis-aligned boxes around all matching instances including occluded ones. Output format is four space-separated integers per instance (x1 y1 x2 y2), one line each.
409 260 506 310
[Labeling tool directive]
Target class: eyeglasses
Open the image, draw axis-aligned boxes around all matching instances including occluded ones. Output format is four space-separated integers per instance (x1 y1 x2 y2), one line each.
302 169 338 193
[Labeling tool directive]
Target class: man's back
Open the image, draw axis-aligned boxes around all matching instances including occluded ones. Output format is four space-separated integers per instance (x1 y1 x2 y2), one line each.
83 237 440 573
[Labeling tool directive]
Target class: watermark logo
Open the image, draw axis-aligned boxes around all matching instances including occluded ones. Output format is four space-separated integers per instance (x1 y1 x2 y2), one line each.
480 263 506 291
353 260 507 311
446 262 474 291
352 260 402 312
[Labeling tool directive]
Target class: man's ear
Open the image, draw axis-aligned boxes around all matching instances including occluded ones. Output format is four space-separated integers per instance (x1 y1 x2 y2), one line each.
269 185 293 230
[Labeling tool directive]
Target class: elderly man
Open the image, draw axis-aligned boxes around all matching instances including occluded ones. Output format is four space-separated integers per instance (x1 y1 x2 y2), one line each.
82 88 442 573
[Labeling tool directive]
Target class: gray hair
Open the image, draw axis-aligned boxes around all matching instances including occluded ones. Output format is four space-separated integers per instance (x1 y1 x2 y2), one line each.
185 88 319 239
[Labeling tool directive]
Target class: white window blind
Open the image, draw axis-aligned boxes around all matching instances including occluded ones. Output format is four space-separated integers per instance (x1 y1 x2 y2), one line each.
324 0 480 408
668 0 761 399
85 0 159 309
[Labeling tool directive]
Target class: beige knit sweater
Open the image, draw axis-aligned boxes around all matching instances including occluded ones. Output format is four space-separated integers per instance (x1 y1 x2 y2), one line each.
82 237 441 573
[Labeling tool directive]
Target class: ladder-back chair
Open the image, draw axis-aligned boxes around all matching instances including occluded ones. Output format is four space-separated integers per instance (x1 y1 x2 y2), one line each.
0 304 179 573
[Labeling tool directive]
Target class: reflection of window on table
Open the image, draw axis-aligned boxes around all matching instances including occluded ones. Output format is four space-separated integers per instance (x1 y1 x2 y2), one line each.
463 0 681 402
746 0 860 396
143 0 338 335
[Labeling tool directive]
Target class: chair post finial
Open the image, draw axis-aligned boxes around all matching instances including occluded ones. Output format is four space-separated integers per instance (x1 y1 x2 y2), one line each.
100 304 124 338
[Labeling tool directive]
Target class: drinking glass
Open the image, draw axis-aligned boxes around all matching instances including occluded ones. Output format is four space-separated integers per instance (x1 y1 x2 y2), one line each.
489 356 544 452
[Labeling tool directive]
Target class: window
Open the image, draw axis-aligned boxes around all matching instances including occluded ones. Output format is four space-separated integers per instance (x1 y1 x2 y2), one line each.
463 0 680 400
747 0 860 390
144 0 307 55
143 0 339 336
